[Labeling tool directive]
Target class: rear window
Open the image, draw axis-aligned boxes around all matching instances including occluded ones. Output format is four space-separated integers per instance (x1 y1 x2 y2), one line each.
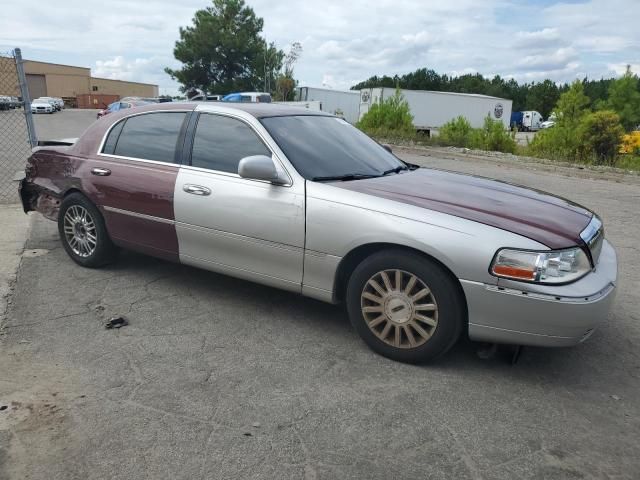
103 112 186 163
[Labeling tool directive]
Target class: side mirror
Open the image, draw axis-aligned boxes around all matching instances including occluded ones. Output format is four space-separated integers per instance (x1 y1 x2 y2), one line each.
238 155 288 185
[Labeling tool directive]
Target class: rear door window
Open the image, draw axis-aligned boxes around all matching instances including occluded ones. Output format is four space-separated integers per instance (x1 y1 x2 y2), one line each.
190 114 270 173
107 112 187 163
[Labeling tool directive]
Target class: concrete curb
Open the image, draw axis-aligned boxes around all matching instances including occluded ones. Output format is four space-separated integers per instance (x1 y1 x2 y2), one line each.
0 204 31 328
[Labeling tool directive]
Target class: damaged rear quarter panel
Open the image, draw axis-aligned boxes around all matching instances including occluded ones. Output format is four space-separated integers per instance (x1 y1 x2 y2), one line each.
22 149 99 220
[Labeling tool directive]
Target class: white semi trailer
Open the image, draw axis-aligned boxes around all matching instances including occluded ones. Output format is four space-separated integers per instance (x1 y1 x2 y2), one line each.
296 86 361 124
359 88 513 134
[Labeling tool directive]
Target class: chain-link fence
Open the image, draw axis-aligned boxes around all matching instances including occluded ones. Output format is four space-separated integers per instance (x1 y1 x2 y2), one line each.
0 48 36 204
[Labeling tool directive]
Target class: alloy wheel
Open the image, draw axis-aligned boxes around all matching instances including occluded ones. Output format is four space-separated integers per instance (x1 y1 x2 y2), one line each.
360 269 438 349
63 205 97 258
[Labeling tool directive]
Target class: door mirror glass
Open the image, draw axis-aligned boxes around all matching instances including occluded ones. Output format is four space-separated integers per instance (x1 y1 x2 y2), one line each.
238 155 287 185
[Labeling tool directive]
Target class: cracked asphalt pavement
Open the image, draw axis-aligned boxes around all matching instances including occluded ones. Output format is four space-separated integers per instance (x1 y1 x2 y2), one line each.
0 111 639 479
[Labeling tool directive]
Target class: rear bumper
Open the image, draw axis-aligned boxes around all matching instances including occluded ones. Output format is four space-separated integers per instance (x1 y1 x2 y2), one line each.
462 240 617 347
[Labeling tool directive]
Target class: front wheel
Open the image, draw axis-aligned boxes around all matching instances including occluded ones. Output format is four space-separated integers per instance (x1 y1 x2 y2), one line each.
346 250 465 363
58 193 117 268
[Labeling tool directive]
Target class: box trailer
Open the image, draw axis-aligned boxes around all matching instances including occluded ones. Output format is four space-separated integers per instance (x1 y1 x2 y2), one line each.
296 86 361 124
359 88 513 134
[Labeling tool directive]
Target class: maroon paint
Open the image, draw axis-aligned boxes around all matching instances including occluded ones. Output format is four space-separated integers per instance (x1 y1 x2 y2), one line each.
334 168 593 249
23 103 197 262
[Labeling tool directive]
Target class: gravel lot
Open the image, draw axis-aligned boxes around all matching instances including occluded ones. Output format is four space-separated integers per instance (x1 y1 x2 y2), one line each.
1 109 639 479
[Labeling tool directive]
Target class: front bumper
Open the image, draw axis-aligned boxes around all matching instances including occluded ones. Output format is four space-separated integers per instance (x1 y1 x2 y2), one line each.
463 239 617 347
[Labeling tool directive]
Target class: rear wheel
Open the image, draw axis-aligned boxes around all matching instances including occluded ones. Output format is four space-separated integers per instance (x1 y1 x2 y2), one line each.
58 193 117 268
346 250 464 363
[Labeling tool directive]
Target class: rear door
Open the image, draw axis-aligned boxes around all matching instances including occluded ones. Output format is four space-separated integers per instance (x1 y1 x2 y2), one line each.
90 110 190 261
173 111 305 292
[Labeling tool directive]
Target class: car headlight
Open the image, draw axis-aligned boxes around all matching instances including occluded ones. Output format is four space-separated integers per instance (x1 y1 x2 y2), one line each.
490 247 591 284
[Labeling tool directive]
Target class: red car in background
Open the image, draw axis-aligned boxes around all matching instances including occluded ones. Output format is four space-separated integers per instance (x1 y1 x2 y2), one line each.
96 100 150 119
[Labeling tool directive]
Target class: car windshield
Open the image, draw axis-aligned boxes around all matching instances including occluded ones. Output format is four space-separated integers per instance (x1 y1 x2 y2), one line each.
260 115 405 180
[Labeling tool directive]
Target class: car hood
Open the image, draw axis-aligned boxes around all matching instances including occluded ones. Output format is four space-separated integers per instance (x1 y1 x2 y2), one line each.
333 168 593 249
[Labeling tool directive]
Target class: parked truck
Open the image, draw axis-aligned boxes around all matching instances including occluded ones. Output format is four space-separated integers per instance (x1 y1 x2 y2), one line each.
510 110 543 131
296 86 361 124
359 88 513 135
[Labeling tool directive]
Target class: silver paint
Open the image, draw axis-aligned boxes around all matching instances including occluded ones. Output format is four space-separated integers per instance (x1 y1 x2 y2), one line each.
170 103 618 348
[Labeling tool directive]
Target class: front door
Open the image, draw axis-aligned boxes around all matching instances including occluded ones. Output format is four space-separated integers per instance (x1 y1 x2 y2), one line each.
174 112 305 292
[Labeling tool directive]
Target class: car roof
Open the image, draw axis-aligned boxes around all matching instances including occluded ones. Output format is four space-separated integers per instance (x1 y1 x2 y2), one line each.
121 101 332 119
195 102 332 119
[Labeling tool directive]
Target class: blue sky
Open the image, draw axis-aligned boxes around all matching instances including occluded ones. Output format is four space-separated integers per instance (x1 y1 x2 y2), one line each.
0 0 638 95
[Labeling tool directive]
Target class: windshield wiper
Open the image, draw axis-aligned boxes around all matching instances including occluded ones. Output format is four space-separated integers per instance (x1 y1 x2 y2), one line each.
311 173 380 182
381 165 409 176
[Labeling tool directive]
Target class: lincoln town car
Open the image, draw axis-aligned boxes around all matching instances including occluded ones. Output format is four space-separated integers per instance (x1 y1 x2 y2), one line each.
19 103 617 363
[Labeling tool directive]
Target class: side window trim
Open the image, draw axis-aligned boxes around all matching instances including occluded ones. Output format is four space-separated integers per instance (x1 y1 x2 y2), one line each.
181 111 200 167
174 111 194 165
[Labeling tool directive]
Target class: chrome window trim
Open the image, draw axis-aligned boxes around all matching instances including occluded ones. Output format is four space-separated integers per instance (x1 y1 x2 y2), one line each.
96 107 295 187
190 108 294 187
95 153 181 168
96 109 192 161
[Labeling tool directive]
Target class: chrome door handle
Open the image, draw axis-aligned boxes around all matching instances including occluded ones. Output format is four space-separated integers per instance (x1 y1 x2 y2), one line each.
183 184 211 196
91 167 111 176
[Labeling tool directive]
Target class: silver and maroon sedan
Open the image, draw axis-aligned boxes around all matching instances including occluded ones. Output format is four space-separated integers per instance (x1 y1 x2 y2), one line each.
19 102 617 363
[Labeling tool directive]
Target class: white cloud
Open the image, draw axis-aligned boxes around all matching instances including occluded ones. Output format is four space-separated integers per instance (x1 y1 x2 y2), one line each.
607 63 640 76
516 47 578 72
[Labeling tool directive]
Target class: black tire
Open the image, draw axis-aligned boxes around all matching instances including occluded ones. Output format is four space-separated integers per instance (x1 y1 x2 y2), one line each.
58 192 117 268
346 249 465 363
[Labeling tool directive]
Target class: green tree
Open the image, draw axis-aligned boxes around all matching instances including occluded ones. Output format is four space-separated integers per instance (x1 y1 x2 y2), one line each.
357 88 414 133
606 66 640 131
275 42 302 101
438 116 473 147
470 116 517 153
578 111 624 165
528 82 590 162
165 0 283 94
555 80 590 127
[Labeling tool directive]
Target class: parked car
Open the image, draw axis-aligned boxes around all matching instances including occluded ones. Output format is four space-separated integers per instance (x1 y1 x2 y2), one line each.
222 92 271 103
36 96 62 111
190 94 223 102
10 96 21 109
19 103 617 363
540 120 555 129
96 100 150 119
119 96 172 104
33 97 58 112
30 98 54 114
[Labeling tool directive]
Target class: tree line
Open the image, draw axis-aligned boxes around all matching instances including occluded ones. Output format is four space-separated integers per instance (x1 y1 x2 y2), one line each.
351 68 638 121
